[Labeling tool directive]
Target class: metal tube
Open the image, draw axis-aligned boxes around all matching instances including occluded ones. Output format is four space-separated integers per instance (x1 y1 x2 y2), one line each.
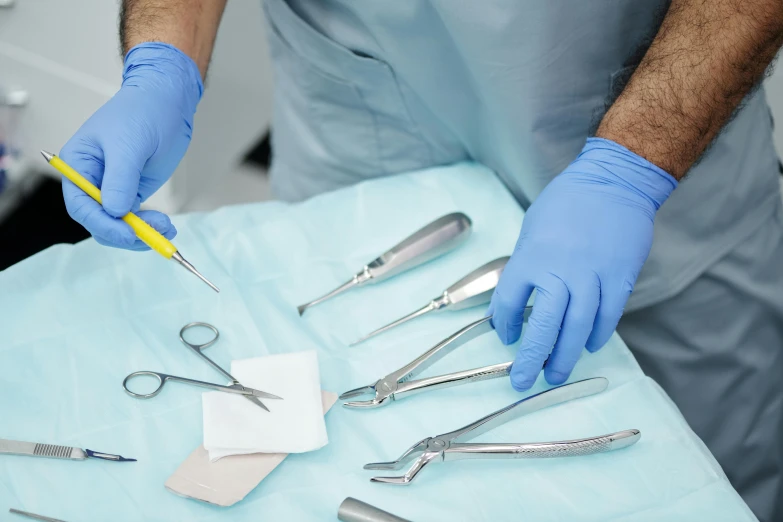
337 498 412 522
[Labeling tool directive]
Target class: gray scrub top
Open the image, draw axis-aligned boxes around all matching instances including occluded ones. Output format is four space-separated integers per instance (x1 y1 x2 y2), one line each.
262 0 782 311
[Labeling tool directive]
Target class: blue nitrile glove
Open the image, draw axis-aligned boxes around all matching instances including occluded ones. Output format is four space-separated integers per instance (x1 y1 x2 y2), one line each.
490 137 677 391
60 42 203 250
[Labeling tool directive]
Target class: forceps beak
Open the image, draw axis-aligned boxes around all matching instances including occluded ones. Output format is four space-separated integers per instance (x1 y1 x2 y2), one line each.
363 438 430 470
343 398 387 408
338 385 375 400
369 452 439 485
340 383 392 408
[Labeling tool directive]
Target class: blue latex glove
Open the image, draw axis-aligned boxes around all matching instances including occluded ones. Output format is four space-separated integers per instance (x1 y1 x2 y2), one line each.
490 138 677 391
60 43 203 250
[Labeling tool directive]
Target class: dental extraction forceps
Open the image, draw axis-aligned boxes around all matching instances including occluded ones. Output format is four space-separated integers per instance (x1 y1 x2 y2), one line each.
365 378 641 484
340 315 529 408
123 322 282 412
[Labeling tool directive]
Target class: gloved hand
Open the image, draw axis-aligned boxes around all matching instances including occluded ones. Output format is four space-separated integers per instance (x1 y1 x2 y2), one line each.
60 42 203 250
490 137 677 391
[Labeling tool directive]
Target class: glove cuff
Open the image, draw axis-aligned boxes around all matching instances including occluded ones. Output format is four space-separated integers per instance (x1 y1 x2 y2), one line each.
581 138 678 210
123 42 204 115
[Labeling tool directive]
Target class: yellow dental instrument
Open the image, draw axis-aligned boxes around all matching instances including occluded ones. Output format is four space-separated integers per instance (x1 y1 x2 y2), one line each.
41 150 219 293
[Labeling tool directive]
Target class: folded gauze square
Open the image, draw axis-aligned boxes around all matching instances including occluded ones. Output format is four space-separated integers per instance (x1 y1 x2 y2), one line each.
203 350 328 461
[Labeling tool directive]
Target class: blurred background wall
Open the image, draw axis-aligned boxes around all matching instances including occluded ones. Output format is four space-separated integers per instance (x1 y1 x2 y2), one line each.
1 0 782 269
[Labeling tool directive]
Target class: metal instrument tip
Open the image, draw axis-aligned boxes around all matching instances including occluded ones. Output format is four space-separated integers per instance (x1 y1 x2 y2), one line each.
248 396 270 412
297 276 363 316
350 302 437 346
369 475 411 485
171 251 220 292
10 508 68 522
85 449 137 462
348 334 371 347
40 150 55 162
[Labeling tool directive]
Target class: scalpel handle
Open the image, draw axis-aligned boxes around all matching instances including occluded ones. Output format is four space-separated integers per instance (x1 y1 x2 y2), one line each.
0 439 85 460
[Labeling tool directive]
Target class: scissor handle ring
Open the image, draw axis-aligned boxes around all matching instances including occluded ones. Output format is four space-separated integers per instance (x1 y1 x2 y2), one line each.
123 371 165 399
180 322 220 352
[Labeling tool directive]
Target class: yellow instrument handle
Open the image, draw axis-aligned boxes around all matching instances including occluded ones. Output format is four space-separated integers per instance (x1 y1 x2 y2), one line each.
49 155 177 259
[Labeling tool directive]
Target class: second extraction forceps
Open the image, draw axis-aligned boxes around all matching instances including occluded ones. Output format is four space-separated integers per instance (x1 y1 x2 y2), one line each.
340 315 528 408
123 322 282 412
365 378 641 484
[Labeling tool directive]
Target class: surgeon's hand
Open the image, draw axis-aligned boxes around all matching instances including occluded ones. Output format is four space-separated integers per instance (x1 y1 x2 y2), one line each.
60 42 203 250
490 137 677 391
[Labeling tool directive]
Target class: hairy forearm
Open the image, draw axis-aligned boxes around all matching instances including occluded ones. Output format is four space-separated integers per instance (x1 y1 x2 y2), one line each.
597 0 783 179
120 0 228 78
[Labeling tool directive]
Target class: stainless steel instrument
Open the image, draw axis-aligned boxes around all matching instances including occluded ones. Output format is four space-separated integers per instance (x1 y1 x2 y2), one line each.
350 256 509 346
297 213 472 315
123 322 282 412
338 497 412 522
9 509 69 522
340 315 529 408
0 439 136 462
365 378 641 485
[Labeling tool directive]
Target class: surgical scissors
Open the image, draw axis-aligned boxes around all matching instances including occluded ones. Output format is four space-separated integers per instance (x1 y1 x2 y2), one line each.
340 315 529 408
123 322 282 412
364 378 641 484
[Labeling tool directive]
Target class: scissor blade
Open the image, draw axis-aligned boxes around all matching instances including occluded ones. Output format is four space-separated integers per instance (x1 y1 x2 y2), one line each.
248 388 283 400
244 395 270 412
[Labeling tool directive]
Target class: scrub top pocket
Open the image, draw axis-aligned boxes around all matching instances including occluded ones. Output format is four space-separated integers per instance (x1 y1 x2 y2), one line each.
262 0 433 200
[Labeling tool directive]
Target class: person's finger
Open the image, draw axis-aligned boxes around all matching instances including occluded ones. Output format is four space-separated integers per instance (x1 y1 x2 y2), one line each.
134 210 177 239
544 277 600 384
60 146 137 248
100 145 145 218
95 211 177 251
510 275 569 391
585 277 634 352
93 234 149 250
490 257 535 345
